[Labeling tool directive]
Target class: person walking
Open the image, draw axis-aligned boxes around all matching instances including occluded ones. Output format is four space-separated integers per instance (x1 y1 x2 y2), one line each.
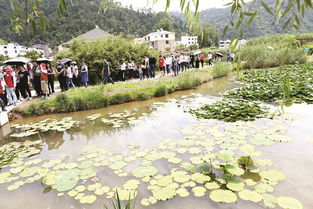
208 52 213 66
227 50 231 62
47 63 55 94
65 63 75 89
40 63 49 98
145 56 150 78
14 67 22 101
200 54 205 68
165 55 172 74
158 55 165 76
190 54 195 68
195 55 200 69
173 55 179 76
141 56 148 80
80 61 89 88
32 60 42 97
71 62 79 87
4 67 17 106
103 58 114 84
18 65 30 100
127 59 135 79
56 57 67 92
118 60 126 82
149 55 156 78
0 74 7 111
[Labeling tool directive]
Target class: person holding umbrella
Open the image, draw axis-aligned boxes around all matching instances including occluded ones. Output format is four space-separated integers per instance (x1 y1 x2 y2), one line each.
80 60 89 88
4 67 17 106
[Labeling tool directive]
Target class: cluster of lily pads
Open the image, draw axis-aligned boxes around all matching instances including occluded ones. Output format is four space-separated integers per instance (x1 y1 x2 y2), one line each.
10 117 77 138
0 112 303 209
190 99 270 122
225 64 313 103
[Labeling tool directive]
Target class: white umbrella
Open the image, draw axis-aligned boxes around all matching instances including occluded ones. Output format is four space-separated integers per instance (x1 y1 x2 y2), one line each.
4 57 31 65
194 50 201 55
37 57 53 63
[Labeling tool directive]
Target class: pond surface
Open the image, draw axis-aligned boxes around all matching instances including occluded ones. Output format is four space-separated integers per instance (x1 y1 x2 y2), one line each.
0 76 312 209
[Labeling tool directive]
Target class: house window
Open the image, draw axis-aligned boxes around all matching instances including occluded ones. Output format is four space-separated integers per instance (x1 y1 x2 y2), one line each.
4 46 7 48
161 35 163 38
15 50 17 53
165 34 169 38
166 40 169 44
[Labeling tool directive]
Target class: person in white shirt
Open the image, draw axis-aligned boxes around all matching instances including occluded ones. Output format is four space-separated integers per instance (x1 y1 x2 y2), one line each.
71 62 79 87
165 56 172 74
127 59 136 79
208 52 213 66
66 63 75 89
119 60 127 81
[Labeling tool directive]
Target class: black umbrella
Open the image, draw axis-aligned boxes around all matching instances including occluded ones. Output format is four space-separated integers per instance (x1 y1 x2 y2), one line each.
37 58 53 63
216 53 224 57
4 57 31 66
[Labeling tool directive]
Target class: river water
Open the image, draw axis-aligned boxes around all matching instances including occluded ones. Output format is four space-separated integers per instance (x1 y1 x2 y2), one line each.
0 76 312 209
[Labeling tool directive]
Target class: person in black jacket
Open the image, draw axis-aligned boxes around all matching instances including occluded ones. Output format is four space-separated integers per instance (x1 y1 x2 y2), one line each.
148 55 156 78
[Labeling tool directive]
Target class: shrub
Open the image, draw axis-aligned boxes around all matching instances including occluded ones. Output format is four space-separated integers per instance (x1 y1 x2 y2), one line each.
154 85 168 97
211 62 233 78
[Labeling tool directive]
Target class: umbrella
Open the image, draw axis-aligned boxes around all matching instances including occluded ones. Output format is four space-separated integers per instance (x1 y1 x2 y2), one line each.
194 50 201 55
4 57 31 66
62 58 72 64
216 53 224 57
37 57 53 63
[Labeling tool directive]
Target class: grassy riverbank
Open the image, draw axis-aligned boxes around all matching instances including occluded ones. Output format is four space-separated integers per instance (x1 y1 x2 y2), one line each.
13 67 219 117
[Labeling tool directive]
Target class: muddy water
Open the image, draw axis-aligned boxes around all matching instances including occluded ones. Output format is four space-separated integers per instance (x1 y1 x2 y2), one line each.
0 76 313 209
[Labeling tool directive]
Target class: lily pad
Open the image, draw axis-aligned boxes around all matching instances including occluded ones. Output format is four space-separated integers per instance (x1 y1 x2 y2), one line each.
238 189 262 202
209 189 237 203
226 180 245 191
277 196 303 209
132 166 158 178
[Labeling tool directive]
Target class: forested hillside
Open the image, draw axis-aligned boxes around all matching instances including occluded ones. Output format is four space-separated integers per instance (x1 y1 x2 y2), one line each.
173 0 313 39
0 0 187 49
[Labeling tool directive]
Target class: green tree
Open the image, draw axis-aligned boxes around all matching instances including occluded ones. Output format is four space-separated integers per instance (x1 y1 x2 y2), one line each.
24 50 43 59
0 38 6 45
153 17 174 31
198 24 218 48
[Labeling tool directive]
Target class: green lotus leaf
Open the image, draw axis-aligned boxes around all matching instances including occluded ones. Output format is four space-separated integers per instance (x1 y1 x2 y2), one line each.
216 150 234 161
192 186 206 197
260 170 286 182
78 160 94 169
68 190 79 197
171 170 190 183
95 186 110 195
109 161 128 170
75 185 87 192
0 172 12 183
182 181 196 188
52 178 78 192
190 173 211 184
20 167 40 178
277 196 303 209
176 187 190 197
79 195 97 204
189 156 203 164
151 185 176 201
244 179 257 186
226 180 245 191
238 189 262 202
263 194 277 208
225 165 245 176
42 159 62 168
188 147 202 155
79 168 96 180
141 198 150 206
168 158 182 164
123 179 140 190
256 159 273 167
255 183 274 193
209 189 237 203
205 182 220 190
7 181 25 191
156 175 173 187
132 166 158 178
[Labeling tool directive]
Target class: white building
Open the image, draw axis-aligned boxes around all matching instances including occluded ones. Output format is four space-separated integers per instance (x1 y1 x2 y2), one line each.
219 39 247 49
133 29 176 52
219 39 231 48
180 36 198 47
0 43 45 58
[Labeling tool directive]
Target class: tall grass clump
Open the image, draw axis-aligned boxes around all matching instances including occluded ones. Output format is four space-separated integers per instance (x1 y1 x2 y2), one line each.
211 62 233 78
176 73 202 90
241 34 307 69
154 85 168 97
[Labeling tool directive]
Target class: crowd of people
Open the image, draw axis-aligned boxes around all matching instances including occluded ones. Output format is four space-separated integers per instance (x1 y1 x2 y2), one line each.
0 57 89 112
0 51 226 112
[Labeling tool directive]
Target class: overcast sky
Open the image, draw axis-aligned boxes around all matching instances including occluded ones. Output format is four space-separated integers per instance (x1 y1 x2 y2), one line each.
116 0 229 12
